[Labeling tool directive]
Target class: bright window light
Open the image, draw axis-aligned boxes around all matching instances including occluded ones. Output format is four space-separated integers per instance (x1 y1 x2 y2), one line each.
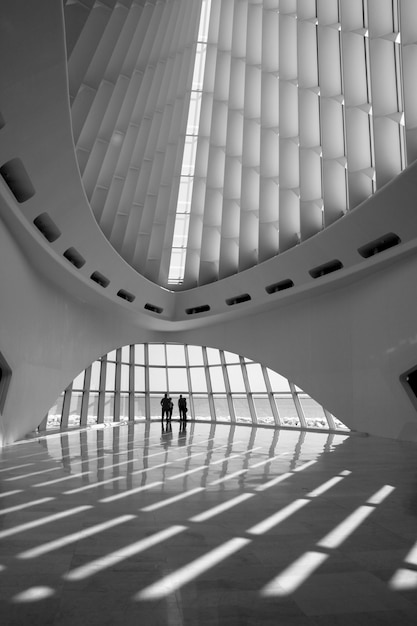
17 515 136 560
307 472 351 498
0 505 92 540
0 462 33 473
0 496 54 516
389 568 417 591
12 586 55 603
33 471 91 488
366 484 395 505
135 536 250 601
99 481 163 504
247 499 310 536
189 493 255 523
4 466 62 482
64 525 187 581
0 489 23 498
64 475 124 495
261 551 329 597
255 472 293 492
317 506 374 550
168 0 213 285
141 487 205 513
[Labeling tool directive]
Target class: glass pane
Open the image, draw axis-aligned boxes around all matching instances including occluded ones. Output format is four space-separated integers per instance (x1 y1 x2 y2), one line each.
134 395 146 419
134 344 145 364
150 395 163 420
209 366 226 392
148 344 166 366
166 344 186 366
206 347 221 365
275 395 299 427
149 367 167 392
68 392 82 428
267 369 290 392
246 363 267 392
72 371 85 390
187 345 204 365
223 350 239 364
107 350 117 362
190 367 207 393
103 393 115 423
192 396 211 420
134 366 145 392
87 392 99 425
182 136 198 175
105 362 116 391
186 91 202 134
90 362 101 391
213 396 230 421
233 396 252 423
120 393 129 421
168 368 188 393
192 43 207 90
177 177 194 212
172 214 190 247
47 394 64 429
121 345 130 363
299 397 327 429
227 365 246 392
168 248 187 284
198 0 212 42
253 396 275 425
120 364 130 392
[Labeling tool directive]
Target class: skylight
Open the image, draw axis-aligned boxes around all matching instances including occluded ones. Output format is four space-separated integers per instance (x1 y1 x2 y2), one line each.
167 0 212 285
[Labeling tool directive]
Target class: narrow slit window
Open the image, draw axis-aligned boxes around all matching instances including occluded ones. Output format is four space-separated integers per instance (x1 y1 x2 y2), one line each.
167 0 212 286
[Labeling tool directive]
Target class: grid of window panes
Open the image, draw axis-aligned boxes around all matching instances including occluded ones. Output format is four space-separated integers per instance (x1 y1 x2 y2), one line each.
43 344 348 432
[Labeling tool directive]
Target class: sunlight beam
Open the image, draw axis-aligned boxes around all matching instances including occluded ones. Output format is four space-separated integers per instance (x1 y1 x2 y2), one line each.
0 505 92 540
99 481 163 504
261 551 329 597
64 525 187 581
189 493 255 523
17 514 136 559
135 537 250 601
0 496 54 516
247 499 310 536
140 487 205 512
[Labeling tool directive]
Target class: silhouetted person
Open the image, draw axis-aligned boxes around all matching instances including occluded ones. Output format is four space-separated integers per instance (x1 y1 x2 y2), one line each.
168 397 173 421
178 394 187 422
161 393 171 423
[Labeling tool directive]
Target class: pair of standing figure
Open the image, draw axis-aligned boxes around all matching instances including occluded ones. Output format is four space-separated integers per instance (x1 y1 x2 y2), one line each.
160 393 187 422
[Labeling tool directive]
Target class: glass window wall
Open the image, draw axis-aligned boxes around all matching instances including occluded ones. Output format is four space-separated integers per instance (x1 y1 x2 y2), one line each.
44 343 348 433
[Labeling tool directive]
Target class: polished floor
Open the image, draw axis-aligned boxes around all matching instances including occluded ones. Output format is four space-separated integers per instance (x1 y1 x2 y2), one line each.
1 421 417 625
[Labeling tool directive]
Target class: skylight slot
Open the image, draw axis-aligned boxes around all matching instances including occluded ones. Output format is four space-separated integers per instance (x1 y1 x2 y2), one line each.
167 0 212 286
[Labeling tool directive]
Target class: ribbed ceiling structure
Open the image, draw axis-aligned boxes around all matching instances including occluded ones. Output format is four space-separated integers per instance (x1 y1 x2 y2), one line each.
65 0 417 290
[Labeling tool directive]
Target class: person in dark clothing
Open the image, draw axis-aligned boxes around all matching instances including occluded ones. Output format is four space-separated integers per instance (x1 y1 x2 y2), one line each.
178 394 187 422
168 397 173 421
160 393 171 423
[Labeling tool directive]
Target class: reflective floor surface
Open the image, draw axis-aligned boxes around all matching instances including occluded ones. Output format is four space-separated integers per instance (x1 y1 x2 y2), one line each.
1 421 417 625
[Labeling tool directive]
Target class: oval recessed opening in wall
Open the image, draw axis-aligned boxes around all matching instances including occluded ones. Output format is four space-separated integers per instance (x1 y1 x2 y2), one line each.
0 158 35 203
144 303 163 314
358 233 401 259
226 293 251 306
33 213 61 242
90 271 110 288
265 279 294 294
186 304 210 315
309 259 343 279
63 247 85 269
117 289 135 303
